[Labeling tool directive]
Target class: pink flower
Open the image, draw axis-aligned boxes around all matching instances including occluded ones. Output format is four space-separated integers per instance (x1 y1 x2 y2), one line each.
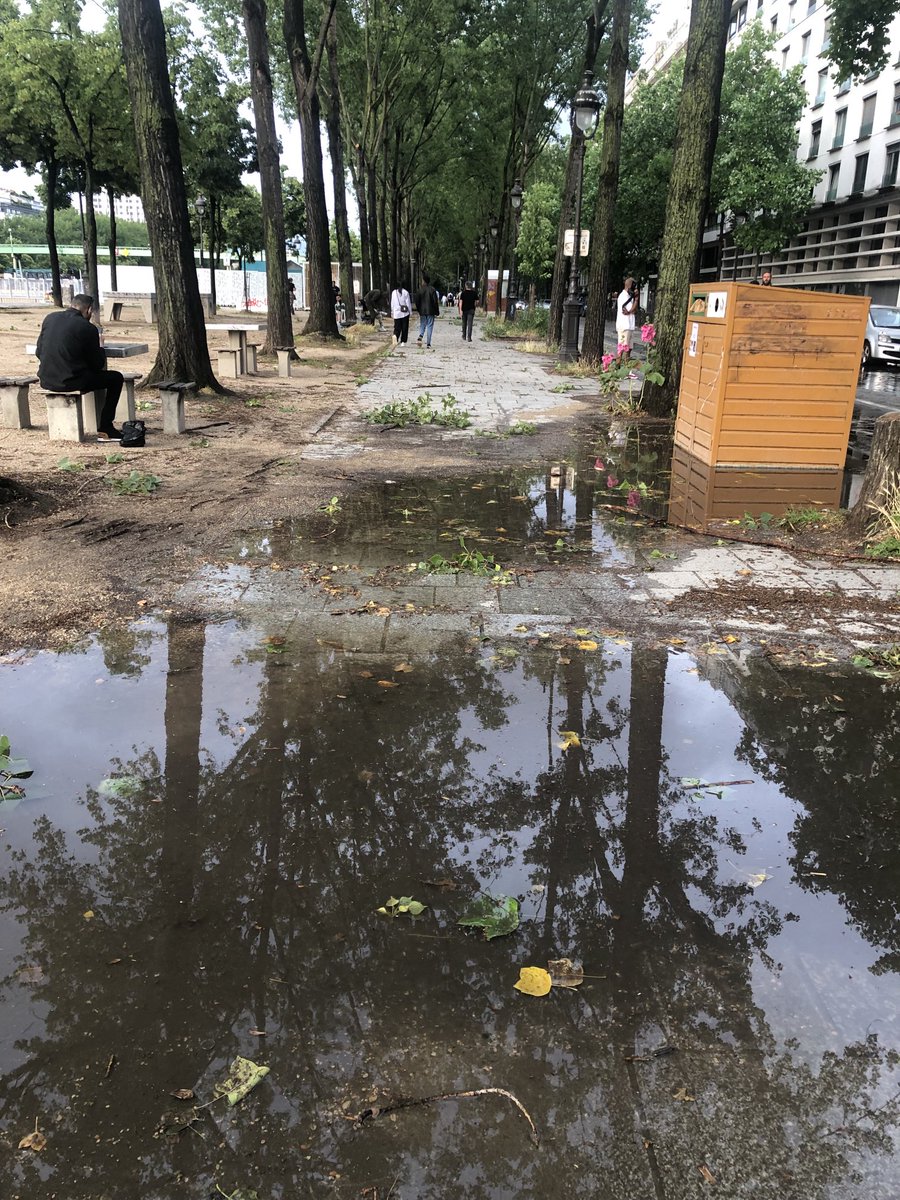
617 343 629 356
601 353 615 369
594 457 605 470
626 489 641 509
640 323 656 344
607 474 619 489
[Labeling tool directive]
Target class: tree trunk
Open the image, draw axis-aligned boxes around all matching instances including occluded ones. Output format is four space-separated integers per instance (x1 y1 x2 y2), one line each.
44 159 62 307
116 0 220 388
849 412 900 537
378 157 390 287
283 0 341 338
207 199 217 310
581 0 632 366
325 17 356 323
108 188 118 292
366 155 381 291
641 0 730 417
243 0 293 354
83 160 100 304
352 146 371 295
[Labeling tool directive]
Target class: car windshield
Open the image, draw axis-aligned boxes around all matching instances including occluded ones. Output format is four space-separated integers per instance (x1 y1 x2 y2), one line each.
870 306 900 328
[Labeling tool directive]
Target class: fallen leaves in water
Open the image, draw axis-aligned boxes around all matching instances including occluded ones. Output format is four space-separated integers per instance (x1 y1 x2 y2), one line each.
576 640 599 652
558 730 581 751
457 895 519 940
18 1120 47 1153
547 958 584 988
393 662 414 673
170 1088 195 1101
376 680 399 688
514 967 552 997
214 1056 270 1106
377 895 426 917
747 872 770 888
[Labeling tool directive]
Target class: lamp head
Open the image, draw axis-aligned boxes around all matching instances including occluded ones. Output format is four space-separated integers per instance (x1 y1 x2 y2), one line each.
195 193 207 217
572 71 602 138
489 213 499 237
510 180 524 210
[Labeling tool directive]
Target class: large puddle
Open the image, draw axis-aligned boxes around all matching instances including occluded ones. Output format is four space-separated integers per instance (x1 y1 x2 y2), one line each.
2 617 899 1197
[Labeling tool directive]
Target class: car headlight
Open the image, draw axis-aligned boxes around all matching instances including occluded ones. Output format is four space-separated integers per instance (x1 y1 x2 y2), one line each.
877 334 893 344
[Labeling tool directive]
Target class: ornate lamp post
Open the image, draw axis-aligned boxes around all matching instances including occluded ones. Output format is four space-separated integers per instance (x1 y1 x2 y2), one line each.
504 180 524 322
477 235 486 306
195 193 207 268
560 72 602 362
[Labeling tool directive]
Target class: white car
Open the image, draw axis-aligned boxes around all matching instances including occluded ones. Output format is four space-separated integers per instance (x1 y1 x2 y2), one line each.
862 305 900 367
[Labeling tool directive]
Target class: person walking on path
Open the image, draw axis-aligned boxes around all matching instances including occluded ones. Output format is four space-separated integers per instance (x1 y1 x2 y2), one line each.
458 281 477 342
390 282 412 347
415 273 441 349
36 293 124 440
615 276 639 361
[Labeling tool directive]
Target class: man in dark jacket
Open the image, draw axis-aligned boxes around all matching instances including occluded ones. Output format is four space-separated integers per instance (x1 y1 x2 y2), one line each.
458 281 477 342
36 294 124 440
414 273 440 348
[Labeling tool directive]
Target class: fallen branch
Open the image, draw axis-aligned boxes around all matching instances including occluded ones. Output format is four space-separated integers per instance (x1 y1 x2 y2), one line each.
346 1086 539 1146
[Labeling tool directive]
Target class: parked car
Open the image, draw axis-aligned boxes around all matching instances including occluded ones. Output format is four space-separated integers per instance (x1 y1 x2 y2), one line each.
862 305 900 367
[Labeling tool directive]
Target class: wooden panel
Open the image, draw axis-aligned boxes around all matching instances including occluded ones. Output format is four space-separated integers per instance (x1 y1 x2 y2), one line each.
732 318 868 338
717 446 847 466
727 366 858 385
718 430 842 447
720 415 848 433
723 384 853 402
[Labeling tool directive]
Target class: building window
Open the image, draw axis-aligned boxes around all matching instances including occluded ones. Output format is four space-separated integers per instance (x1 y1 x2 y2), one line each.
814 70 828 105
852 153 869 193
770 14 777 32
884 144 900 187
832 108 847 148
757 0 763 9
892 82 900 127
836 77 851 96
822 17 831 50
800 32 810 63
807 0 816 11
737 2 748 28
860 95 876 138
788 0 796 27
809 120 822 158
782 46 791 71
826 164 840 201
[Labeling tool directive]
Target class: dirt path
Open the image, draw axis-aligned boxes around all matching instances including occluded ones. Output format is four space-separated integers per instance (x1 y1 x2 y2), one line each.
0 305 583 652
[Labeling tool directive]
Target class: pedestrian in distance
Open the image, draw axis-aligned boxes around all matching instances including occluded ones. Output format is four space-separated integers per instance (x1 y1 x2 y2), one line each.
36 293 124 441
458 281 477 342
616 276 639 362
361 288 387 328
390 281 412 347
759 269 773 286
288 279 296 312
415 272 441 349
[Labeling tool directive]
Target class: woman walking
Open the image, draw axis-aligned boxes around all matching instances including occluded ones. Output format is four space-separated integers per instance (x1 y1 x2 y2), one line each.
390 282 412 348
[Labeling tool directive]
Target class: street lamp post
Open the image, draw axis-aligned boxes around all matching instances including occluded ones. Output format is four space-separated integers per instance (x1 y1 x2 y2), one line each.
477 235 486 306
504 180 524 322
560 72 602 362
195 194 207 268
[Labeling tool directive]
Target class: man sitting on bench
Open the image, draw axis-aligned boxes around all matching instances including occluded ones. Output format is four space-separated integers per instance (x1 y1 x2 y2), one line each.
36 293 124 440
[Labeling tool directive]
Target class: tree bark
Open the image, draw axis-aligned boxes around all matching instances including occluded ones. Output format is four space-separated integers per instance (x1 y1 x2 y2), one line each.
366 154 381 291
108 187 118 292
642 0 731 417
243 0 294 353
83 159 100 304
207 199 217 311
44 158 62 307
849 412 900 537
352 145 371 295
116 0 220 388
283 0 341 338
325 16 356 322
581 0 632 365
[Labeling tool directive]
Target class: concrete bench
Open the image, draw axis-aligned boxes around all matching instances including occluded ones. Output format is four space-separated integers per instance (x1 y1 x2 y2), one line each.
103 292 158 324
0 375 38 429
217 348 241 378
245 343 258 375
157 380 197 434
116 372 143 424
276 348 293 378
43 391 85 442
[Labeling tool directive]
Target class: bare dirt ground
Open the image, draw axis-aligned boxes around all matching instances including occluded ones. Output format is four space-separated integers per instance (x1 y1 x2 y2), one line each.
0 305 577 653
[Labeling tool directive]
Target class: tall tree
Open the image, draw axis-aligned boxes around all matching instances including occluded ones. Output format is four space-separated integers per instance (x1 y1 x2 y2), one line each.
826 0 898 78
641 0 731 417
117 0 220 388
580 0 633 365
324 13 356 322
283 0 341 338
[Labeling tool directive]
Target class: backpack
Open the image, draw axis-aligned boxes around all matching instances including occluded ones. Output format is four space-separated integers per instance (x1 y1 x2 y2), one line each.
120 419 146 448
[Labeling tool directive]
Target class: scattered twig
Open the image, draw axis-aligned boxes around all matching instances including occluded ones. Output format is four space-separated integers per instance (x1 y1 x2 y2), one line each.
105 1054 117 1078
346 1086 539 1146
702 779 754 788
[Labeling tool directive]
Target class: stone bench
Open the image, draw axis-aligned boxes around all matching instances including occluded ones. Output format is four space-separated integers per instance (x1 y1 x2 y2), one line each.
217 348 241 378
43 391 85 442
276 347 293 378
103 292 158 324
0 375 38 429
157 380 197 434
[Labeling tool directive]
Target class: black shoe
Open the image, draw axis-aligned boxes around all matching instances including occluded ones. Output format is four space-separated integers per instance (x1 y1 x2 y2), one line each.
98 426 122 441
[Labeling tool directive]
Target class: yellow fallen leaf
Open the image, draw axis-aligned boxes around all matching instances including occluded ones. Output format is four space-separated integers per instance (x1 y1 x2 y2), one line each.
18 1121 47 1152
673 1087 695 1102
736 568 753 576
573 627 590 637
514 624 529 632
723 634 740 644
558 730 581 751
376 680 399 688
393 663 414 673
83 910 95 920
514 967 552 997
577 640 599 652
747 872 770 888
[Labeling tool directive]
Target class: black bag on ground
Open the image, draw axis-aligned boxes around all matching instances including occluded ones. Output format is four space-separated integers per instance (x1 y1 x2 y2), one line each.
120 420 146 448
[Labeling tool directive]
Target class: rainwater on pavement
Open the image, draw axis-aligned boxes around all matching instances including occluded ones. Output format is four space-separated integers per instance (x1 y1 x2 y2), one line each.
2 611 899 1199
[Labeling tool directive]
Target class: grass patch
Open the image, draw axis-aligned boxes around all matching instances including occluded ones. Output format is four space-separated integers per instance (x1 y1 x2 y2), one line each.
482 308 548 340
865 535 900 559
109 470 161 495
852 644 900 675
363 392 471 429
779 505 846 532
508 421 538 436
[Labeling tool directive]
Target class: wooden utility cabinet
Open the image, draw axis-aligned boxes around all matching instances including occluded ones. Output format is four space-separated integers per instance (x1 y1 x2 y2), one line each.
674 283 869 469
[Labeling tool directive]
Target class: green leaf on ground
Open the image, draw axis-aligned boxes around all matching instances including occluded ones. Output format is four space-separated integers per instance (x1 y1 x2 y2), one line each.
98 776 143 798
457 894 520 940
213 1056 270 1106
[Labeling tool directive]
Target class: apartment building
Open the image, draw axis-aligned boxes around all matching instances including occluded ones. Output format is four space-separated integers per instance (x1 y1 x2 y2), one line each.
92 191 146 225
720 0 900 302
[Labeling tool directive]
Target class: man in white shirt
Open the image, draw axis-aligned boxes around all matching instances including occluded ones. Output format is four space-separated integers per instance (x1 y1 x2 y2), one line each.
615 276 638 359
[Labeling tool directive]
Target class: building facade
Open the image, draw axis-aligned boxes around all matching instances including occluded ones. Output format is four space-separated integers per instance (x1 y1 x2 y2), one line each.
92 192 146 224
719 0 900 302
0 188 43 217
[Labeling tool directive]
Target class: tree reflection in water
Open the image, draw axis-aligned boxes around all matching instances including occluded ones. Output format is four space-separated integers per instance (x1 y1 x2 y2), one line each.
1 621 898 1198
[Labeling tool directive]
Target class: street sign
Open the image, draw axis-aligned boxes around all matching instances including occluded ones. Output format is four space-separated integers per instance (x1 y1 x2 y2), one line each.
564 228 590 256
